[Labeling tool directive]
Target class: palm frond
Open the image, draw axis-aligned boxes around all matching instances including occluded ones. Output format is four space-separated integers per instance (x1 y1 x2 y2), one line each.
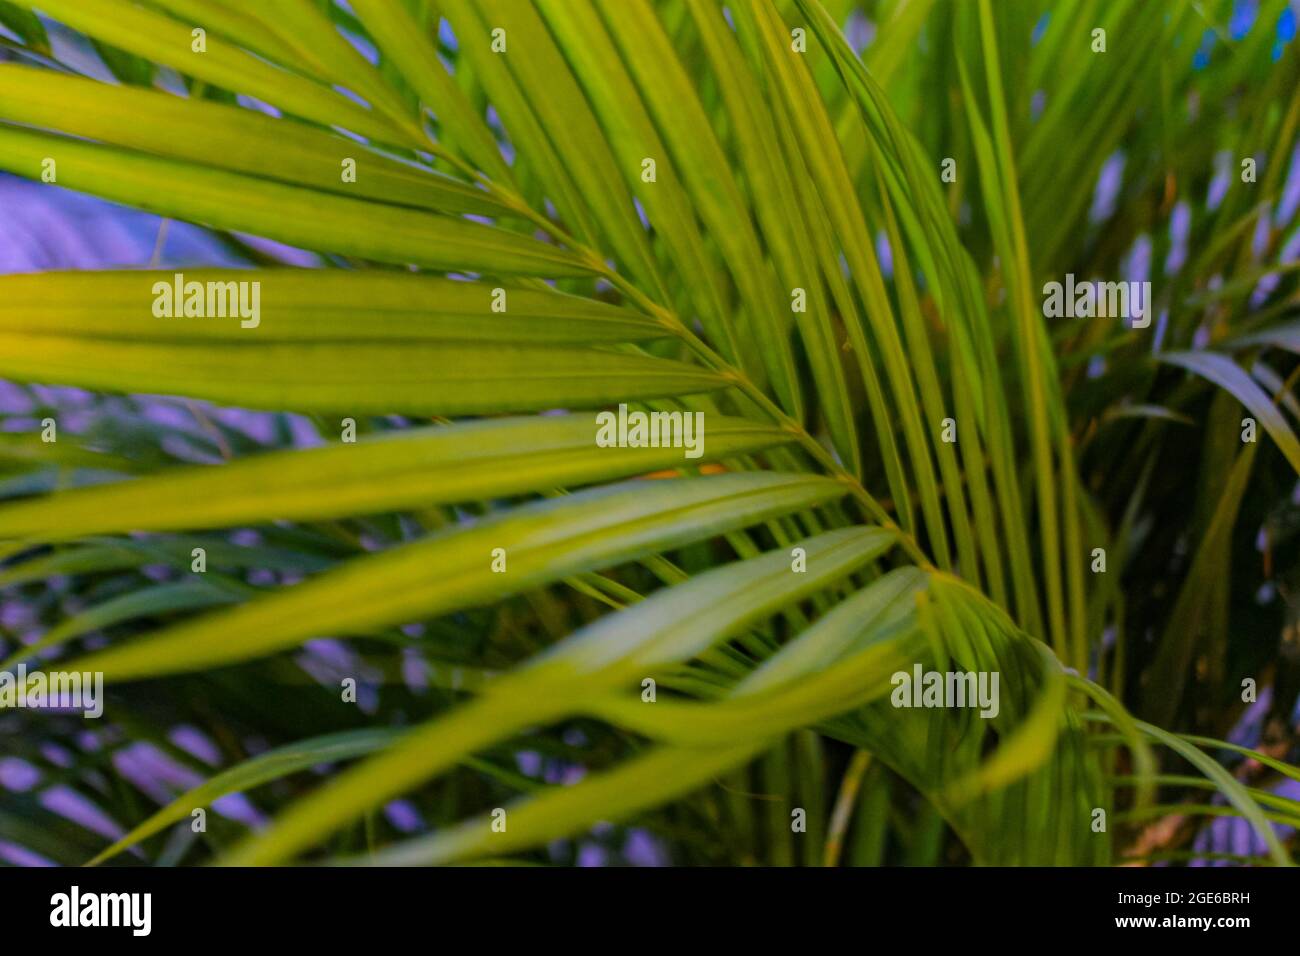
2 0 1299 868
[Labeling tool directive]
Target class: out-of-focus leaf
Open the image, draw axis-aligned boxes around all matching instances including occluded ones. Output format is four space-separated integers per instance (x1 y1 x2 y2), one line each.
0 127 591 276
1162 351 1300 474
0 270 668 344
87 728 404 866
64 473 850 682
0 414 789 540
0 65 513 218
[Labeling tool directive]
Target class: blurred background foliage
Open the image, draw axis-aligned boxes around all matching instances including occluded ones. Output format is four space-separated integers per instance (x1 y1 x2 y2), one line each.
1 0 1299 867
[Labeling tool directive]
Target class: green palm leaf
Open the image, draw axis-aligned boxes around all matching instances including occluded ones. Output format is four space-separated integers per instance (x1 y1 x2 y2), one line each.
2 0 1298 869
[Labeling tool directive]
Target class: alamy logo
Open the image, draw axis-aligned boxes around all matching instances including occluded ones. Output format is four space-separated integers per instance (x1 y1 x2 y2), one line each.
152 272 261 329
50 886 151 936
0 665 103 718
1042 273 1151 328
891 665 1000 718
595 404 704 459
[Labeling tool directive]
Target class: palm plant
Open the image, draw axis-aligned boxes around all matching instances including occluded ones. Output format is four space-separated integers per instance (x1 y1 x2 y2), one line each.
1 0 1299 867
